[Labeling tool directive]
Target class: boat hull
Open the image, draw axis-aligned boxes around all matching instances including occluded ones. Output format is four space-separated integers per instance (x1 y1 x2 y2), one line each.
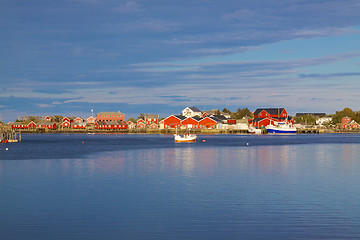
266 128 297 134
174 135 197 142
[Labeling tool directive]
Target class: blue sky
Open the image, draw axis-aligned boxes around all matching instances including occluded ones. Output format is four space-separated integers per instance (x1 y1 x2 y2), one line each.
1 0 360 122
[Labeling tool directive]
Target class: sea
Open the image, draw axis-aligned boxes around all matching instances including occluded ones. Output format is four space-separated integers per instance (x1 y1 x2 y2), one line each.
0 133 360 240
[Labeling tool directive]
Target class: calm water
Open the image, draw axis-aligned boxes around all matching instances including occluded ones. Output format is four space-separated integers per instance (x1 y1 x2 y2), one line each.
1 133 360 240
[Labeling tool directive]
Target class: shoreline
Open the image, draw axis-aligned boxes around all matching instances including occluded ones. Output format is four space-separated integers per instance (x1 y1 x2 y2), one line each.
8 128 360 135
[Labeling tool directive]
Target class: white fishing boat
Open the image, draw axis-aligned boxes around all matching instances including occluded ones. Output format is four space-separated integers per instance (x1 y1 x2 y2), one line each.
174 129 197 142
266 122 297 134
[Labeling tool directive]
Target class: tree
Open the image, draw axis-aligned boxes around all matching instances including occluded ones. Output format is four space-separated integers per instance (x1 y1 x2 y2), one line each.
137 113 145 120
332 108 360 124
127 117 136 123
294 115 316 125
222 108 231 114
233 108 253 119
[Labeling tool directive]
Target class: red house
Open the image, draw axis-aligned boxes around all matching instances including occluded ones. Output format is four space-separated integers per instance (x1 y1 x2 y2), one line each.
199 117 221 129
181 117 201 129
145 114 159 125
74 117 84 123
149 123 158 129
37 122 57 130
96 111 125 122
45 116 53 122
137 119 146 129
28 121 37 128
341 117 351 124
162 115 186 129
87 116 96 125
72 123 87 129
94 121 128 130
250 108 291 128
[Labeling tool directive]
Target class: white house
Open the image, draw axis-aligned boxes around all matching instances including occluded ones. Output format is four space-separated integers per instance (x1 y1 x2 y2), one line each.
182 106 202 118
316 117 332 125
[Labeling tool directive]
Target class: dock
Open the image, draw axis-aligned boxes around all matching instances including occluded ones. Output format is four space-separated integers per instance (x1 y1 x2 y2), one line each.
0 130 21 143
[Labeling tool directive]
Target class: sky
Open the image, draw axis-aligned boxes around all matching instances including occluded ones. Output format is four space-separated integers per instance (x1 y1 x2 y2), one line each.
1 0 360 122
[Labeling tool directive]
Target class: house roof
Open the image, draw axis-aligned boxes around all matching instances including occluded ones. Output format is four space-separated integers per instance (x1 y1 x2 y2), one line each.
211 115 228 122
174 115 187 120
97 111 124 116
188 106 201 112
208 116 223 123
296 113 326 117
254 108 285 115
145 114 159 119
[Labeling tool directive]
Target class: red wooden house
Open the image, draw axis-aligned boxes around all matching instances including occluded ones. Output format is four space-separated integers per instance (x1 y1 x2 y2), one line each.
72 123 87 129
149 123 158 129
162 115 186 129
341 117 351 124
350 121 360 129
199 117 221 129
28 121 37 128
37 122 57 130
74 117 84 123
94 121 128 130
45 116 53 122
136 119 146 129
61 117 71 128
96 111 125 122
87 116 96 125
145 114 159 125
250 108 292 128
180 117 201 129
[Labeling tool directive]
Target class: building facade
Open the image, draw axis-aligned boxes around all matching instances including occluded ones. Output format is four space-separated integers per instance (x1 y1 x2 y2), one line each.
96 111 125 122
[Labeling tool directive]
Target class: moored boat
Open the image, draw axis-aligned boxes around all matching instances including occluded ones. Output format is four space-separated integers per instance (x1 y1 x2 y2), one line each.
174 133 197 142
174 128 197 142
266 122 297 134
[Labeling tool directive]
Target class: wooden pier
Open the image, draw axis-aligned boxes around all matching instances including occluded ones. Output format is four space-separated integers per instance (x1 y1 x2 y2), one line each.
297 128 324 134
0 130 21 143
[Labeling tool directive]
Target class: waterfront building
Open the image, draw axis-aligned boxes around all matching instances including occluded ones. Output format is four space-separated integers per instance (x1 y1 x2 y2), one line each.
72 122 87 129
250 108 293 128
162 115 186 129
86 116 96 125
182 106 202 118
316 117 332 125
341 116 351 124
96 111 125 122
144 114 159 125
180 117 201 129
136 119 146 129
73 117 84 123
37 122 57 130
94 121 128 130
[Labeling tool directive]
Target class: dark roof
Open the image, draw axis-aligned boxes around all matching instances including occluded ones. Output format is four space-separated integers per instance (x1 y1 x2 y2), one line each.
295 113 326 117
208 116 224 123
254 108 285 115
174 115 187 120
188 106 201 112
211 115 228 122
192 116 202 121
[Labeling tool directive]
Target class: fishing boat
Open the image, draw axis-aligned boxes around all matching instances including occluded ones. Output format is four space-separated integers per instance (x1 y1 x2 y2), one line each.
266 122 297 134
174 129 197 142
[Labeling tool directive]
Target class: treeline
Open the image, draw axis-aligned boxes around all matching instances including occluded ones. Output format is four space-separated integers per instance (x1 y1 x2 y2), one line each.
222 108 253 119
294 108 359 125
332 108 360 124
